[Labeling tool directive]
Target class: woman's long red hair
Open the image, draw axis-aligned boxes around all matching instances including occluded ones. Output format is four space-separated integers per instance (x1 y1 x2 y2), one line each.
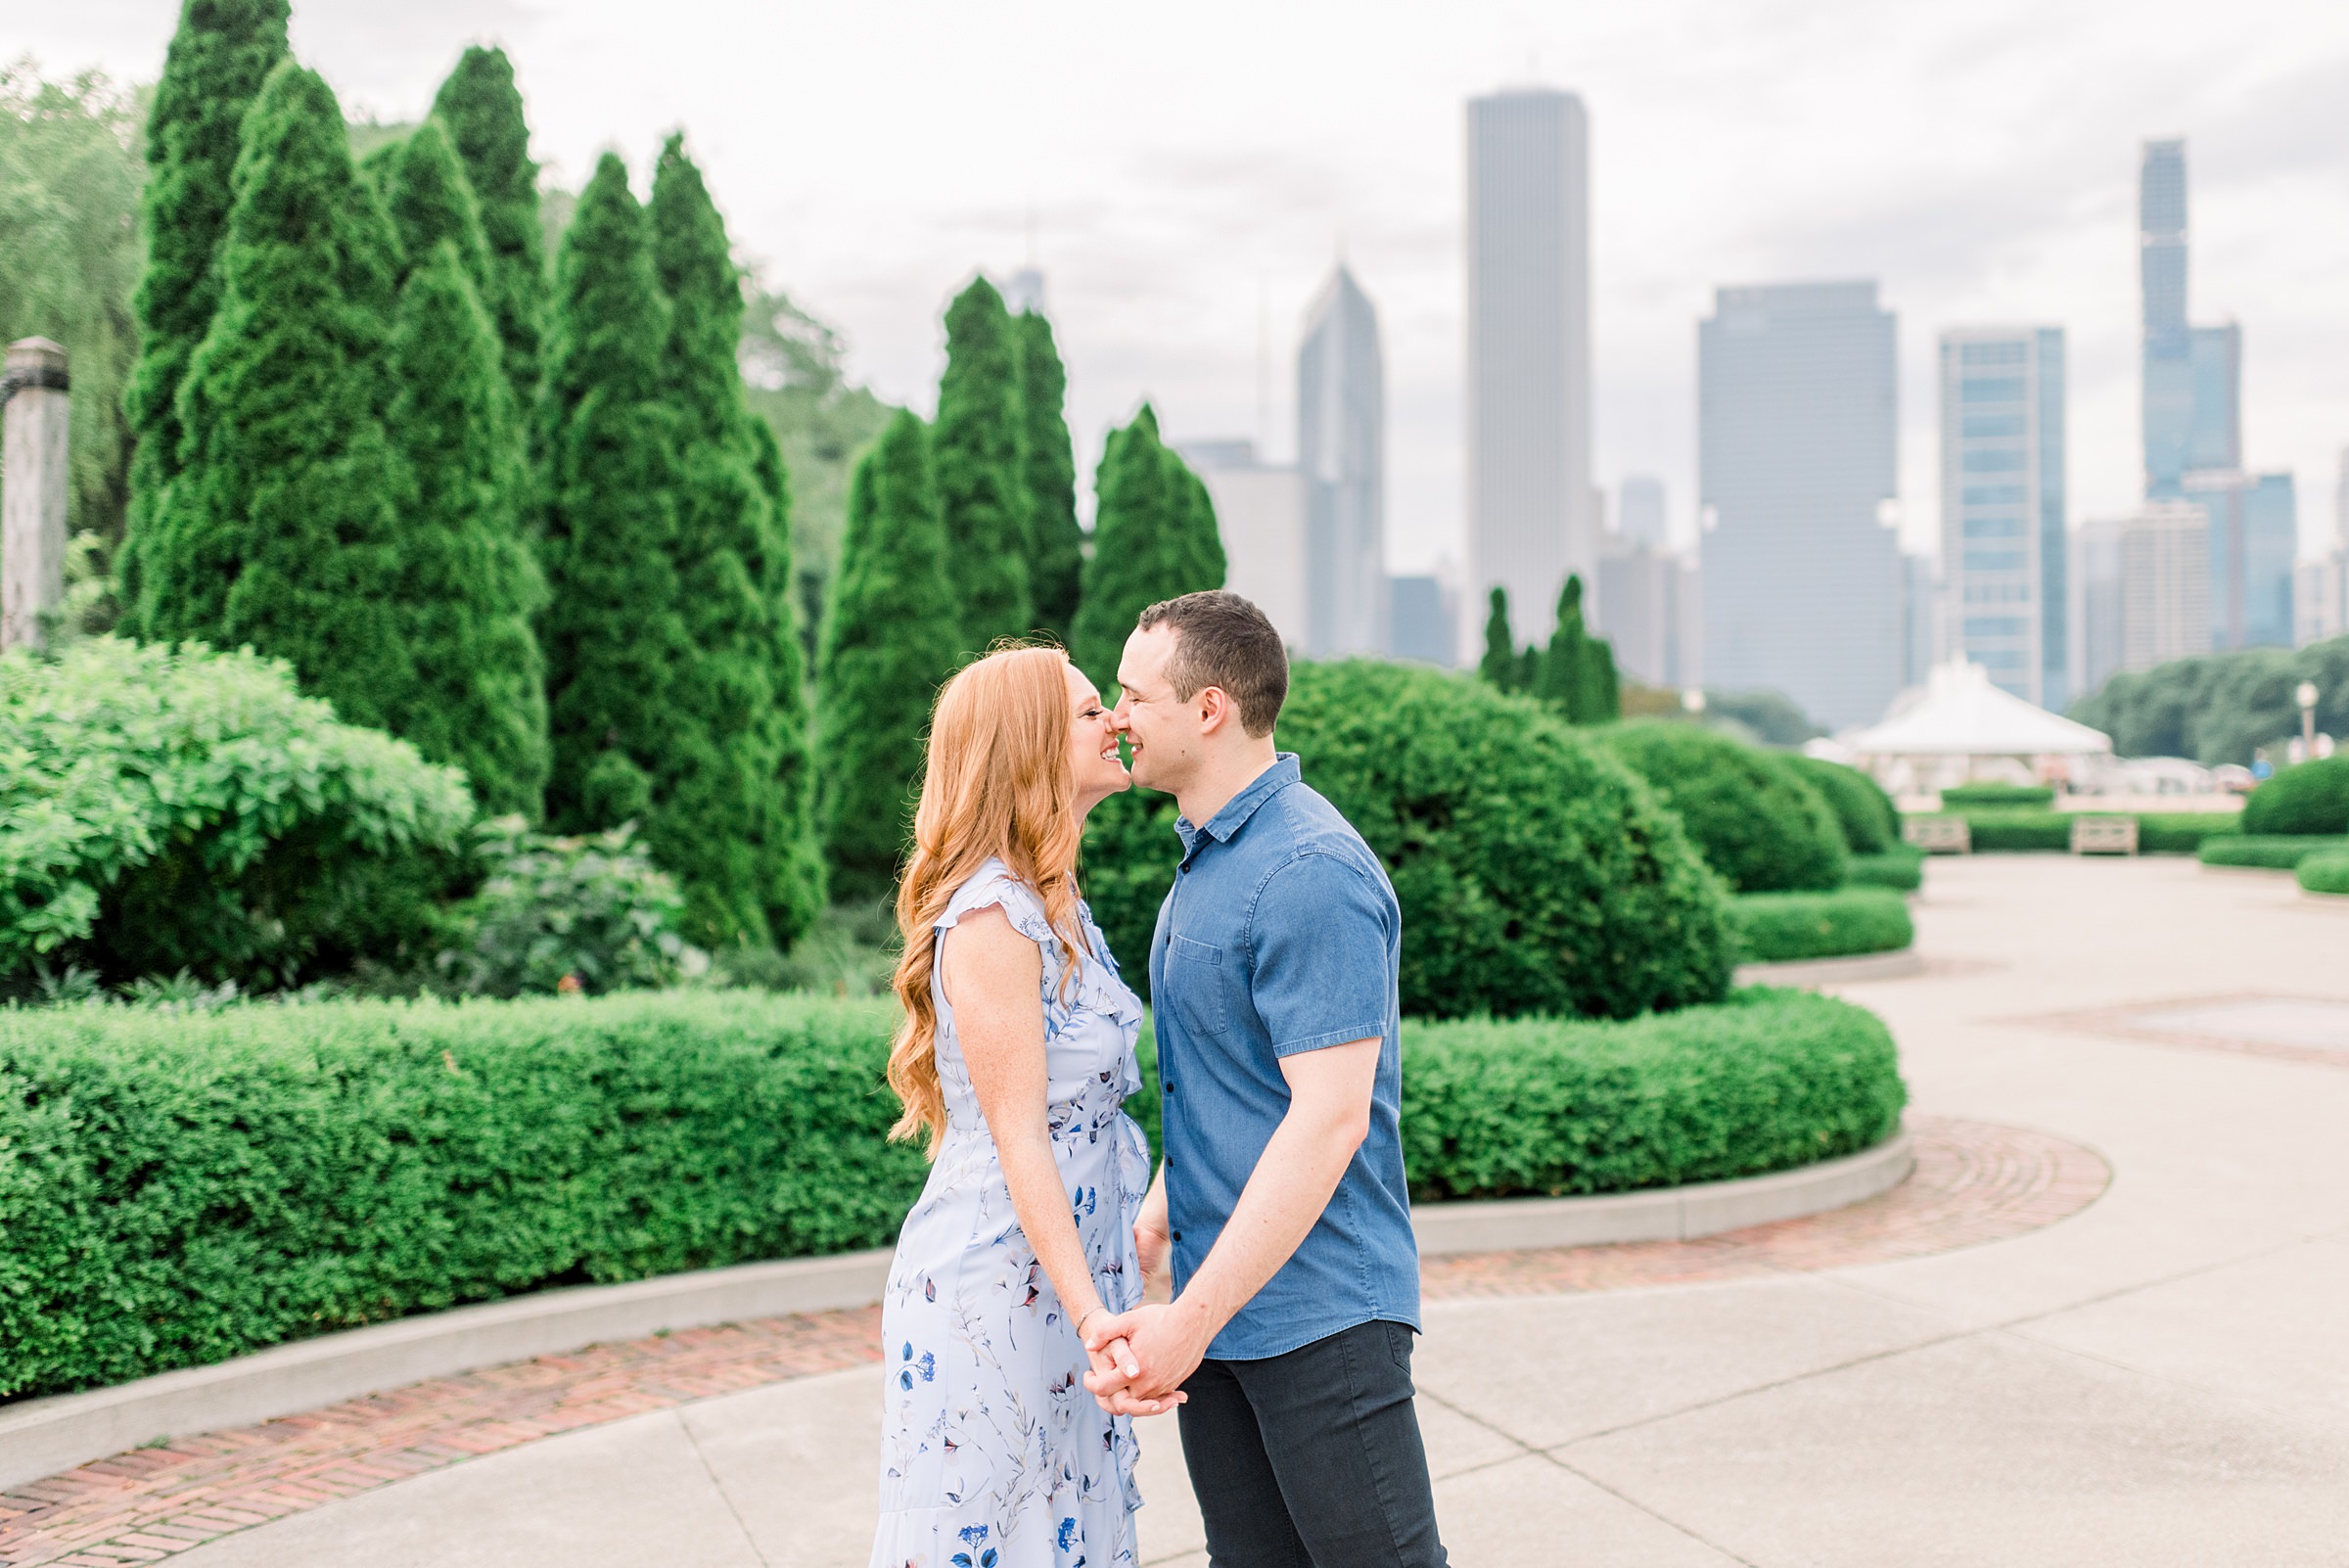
886 645 1085 1156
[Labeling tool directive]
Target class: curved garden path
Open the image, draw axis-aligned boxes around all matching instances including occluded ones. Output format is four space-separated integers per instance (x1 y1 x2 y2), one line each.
9 855 2349 1567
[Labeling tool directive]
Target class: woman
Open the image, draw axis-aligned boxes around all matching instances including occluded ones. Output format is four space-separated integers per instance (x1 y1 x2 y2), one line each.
872 645 1172 1568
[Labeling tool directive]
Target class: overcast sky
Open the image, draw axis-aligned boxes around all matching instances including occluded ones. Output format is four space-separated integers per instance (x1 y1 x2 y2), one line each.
16 0 2349 572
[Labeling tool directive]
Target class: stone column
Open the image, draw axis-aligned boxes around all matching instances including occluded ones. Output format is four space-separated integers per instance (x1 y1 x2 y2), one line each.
2 337 71 649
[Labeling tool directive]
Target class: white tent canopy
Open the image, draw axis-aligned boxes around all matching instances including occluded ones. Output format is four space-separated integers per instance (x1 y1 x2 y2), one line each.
1846 659 2112 759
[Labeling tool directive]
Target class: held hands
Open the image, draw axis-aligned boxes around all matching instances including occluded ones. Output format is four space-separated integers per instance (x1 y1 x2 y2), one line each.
1082 1298 1215 1415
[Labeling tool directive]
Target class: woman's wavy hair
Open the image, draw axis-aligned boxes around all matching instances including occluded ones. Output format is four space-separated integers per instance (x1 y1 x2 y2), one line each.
887 644 1086 1156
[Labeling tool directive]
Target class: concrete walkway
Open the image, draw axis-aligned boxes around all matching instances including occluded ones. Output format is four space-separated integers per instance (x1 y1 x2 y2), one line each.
171 857 2349 1567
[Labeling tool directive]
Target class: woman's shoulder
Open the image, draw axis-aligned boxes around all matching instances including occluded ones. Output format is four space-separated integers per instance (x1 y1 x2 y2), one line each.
936 858 1055 946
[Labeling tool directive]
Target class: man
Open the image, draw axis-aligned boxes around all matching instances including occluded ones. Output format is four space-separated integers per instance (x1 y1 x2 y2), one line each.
1082 591 1447 1567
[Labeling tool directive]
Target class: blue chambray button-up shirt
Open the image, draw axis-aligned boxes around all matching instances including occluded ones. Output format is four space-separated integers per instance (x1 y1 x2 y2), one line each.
1149 752 1420 1360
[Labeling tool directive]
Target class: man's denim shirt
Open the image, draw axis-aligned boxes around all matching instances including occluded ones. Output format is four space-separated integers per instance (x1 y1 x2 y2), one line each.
1149 753 1420 1360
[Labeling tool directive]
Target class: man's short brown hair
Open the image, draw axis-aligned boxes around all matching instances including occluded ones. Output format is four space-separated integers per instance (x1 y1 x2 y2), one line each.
1135 591 1288 736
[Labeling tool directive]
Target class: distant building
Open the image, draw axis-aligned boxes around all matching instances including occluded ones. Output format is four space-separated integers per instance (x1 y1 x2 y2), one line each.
1466 86 1594 649
2188 469 2296 651
1297 265 1388 658
2074 519 2128 698
2140 140 2241 499
1697 280 1905 729
1181 440 1308 650
1904 552 1939 690
1938 326 2068 708
2295 448 2349 646
2119 500 2211 671
999 266 1047 316
1386 575 1457 666
1595 544 1676 687
1616 475 1669 550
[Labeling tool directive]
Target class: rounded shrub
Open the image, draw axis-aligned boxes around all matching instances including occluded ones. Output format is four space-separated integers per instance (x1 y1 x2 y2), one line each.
2297 851 2349 896
2197 835 2338 870
1846 848 1924 891
1083 661 1735 1021
1597 722 1849 893
1787 756 1900 855
1728 888 1913 963
2240 757 2349 836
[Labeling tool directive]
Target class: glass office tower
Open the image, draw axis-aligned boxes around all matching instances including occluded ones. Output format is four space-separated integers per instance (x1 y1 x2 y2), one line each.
1938 326 2068 709
1297 265 1388 658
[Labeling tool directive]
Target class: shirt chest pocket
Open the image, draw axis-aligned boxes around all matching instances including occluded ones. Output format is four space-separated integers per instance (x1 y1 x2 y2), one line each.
1165 933 1231 1037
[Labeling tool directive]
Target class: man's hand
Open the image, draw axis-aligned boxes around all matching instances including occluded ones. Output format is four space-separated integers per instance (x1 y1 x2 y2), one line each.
1083 1298 1217 1408
1082 1330 1180 1417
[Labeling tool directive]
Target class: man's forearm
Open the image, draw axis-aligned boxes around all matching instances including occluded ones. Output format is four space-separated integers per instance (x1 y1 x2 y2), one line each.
1174 1095 1363 1335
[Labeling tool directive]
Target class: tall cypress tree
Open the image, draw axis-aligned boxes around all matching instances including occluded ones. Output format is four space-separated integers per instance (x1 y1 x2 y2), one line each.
429 46 543 410
380 128 548 817
119 0 290 603
1478 586 1516 691
934 276 1031 646
1070 405 1226 690
1538 574 1588 719
1015 308 1083 644
650 134 819 945
538 154 686 851
818 410 959 902
136 62 416 733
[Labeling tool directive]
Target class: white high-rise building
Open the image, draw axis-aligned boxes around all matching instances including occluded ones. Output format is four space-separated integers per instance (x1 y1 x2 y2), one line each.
1297 265 1387 658
1180 440 1308 650
2295 447 2349 645
2120 500 2211 672
1616 475 1669 550
1937 326 2067 709
1466 87 1593 650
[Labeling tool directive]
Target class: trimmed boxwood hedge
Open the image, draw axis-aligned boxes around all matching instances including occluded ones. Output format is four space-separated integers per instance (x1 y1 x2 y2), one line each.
2135 813 2241 853
1917 807 2240 855
2198 835 2343 870
2298 852 2349 895
1787 756 1901 855
1598 723 1848 893
1728 888 1913 963
1847 848 1924 891
1938 782 2054 810
5 986 1903 1396
2240 757 2349 837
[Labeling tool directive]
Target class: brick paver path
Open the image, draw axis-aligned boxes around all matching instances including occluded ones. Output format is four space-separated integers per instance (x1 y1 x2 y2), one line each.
0 1116 2102 1567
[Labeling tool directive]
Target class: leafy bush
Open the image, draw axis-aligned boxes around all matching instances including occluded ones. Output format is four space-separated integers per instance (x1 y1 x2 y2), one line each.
1846 848 1924 891
1946 809 2071 853
1787 756 1901 855
1598 722 1848 893
2296 852 2349 895
1938 782 2054 810
2134 813 2240 853
1087 662 1735 1021
2239 757 2349 837
0 639 474 990
436 818 708 996
1728 888 1913 963
2198 835 2344 870
0 991 923 1398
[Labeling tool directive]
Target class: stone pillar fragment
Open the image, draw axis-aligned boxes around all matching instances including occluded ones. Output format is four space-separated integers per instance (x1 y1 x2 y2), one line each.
2 337 71 649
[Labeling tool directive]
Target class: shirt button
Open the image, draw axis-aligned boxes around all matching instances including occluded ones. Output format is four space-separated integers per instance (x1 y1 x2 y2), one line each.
1172 1230 1183 1242
1179 864 1190 874
1163 1082 1174 1094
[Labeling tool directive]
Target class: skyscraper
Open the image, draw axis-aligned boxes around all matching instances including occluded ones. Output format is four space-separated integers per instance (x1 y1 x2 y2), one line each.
1938 326 2068 709
1698 281 1905 729
1616 475 1668 549
2119 500 2211 671
1297 265 1387 658
1466 87 1593 648
2141 140 2241 499
1181 439 1308 649
2189 469 2298 650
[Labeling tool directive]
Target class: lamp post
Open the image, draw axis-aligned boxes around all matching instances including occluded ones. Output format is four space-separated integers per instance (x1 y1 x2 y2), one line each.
2298 680 2320 761
1681 687 1706 717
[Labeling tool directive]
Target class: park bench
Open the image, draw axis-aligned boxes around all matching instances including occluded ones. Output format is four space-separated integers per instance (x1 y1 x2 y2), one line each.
2069 815 2139 856
1904 816 1971 854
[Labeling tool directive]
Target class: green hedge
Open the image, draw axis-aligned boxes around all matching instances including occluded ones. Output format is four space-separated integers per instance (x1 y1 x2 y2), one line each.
1787 756 1900 855
2197 835 2343 870
1846 848 1924 891
1938 782 2054 809
2240 757 2349 836
2297 852 2349 895
2134 813 2241 853
1728 888 1913 963
1914 808 2240 855
1598 722 1848 893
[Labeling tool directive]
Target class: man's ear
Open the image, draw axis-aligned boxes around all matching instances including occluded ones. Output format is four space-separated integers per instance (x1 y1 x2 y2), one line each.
1196 685 1233 736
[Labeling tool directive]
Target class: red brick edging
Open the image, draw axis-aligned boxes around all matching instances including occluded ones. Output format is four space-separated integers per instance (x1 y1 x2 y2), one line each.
0 1116 2103 1566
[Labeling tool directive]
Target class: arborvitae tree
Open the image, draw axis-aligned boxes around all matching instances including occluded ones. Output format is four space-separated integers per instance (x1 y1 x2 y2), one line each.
429 46 543 409
119 0 290 601
1015 308 1084 644
1478 586 1516 691
934 276 1032 646
1584 636 1622 722
818 410 959 902
1069 405 1226 690
383 118 490 296
650 134 819 945
1538 574 1588 718
135 63 416 733
381 134 547 816
538 154 687 852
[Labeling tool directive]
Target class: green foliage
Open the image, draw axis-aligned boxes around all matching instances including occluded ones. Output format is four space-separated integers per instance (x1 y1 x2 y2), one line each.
381 118 488 294
649 135 819 946
1938 782 2055 810
438 818 707 996
2070 636 2349 767
1532 575 1619 723
0 991 924 1398
1788 756 1900 855
2196 835 2344 870
1599 722 1848 893
1085 663 1734 1020
1845 848 1924 892
428 46 542 409
0 638 472 990
2239 756 2349 837
132 62 424 744
1015 309 1083 645
1728 888 1913 963
2133 812 2241 853
818 411 959 901
120 0 290 598
1940 809 2068 852
2295 851 2349 896
0 65 146 553
1069 406 1226 690
1700 688 1823 748
1477 586 1515 690
934 276 1031 646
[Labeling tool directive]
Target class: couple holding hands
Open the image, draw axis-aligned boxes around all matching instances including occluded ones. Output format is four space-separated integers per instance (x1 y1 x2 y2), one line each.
871 590 1448 1568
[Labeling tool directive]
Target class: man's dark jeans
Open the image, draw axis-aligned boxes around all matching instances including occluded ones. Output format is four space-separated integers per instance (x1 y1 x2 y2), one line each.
1175 1318 1448 1567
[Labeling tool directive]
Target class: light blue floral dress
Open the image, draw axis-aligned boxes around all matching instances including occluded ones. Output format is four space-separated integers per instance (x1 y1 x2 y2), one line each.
871 858 1151 1568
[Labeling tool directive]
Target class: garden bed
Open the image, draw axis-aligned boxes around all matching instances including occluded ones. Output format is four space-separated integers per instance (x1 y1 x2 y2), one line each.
1727 888 1914 962
2198 835 2348 870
